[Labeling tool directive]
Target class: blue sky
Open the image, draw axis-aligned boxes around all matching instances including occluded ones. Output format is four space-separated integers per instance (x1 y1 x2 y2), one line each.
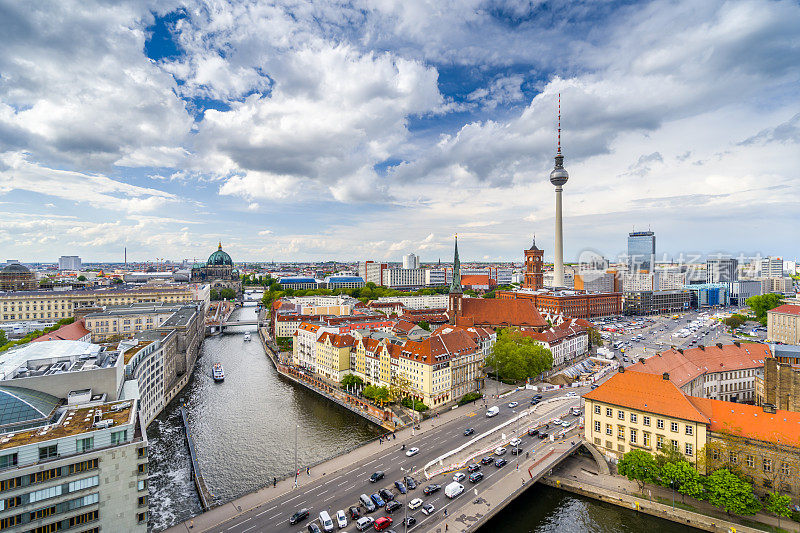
0 0 798 264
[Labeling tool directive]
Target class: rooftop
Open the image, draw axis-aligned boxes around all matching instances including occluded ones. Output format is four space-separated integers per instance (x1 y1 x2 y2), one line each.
688 396 800 446
0 341 116 382
85 302 187 317
769 304 800 316
123 341 153 364
31 320 91 343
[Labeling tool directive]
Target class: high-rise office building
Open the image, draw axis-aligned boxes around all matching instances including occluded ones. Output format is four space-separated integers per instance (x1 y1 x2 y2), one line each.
627 231 656 272
706 257 739 283
761 257 784 278
58 255 82 270
402 253 420 269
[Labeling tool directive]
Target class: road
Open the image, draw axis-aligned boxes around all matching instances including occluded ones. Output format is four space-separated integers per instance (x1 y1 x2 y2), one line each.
206 386 585 533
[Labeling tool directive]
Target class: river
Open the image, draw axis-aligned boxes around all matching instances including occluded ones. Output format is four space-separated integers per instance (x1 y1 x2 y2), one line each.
147 297 699 532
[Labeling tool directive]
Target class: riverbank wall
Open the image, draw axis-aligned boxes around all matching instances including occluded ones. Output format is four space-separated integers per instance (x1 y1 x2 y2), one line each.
257 328 395 430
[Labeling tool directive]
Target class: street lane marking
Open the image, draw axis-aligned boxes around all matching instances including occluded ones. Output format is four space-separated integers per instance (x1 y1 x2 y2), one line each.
284 494 301 503
241 526 256 533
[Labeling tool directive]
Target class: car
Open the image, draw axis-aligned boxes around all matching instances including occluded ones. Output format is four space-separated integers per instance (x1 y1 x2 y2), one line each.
403 476 417 490
467 463 480 473
360 494 377 513
469 471 484 483
420 503 435 516
379 489 395 502
453 472 466 482
355 517 374 531
510 447 521 455
507 401 518 408
495 458 507 467
530 398 540 405
385 501 402 513
370 471 385 483
480 456 494 465
371 493 385 507
509 437 521 447
394 480 407 494
463 427 475 436
408 498 423 510
552 418 562 425
374 517 393 531
561 421 572 428
349 506 362 520
533 394 543 400
423 484 441 495
494 446 506 456
336 510 348 529
290 508 310 525
528 428 539 437
308 523 322 533
405 447 419 457
404 516 417 527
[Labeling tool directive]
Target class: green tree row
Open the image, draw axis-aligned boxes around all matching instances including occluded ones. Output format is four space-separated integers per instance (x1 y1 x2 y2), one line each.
617 449 791 521
210 288 237 301
486 328 553 382
745 293 784 326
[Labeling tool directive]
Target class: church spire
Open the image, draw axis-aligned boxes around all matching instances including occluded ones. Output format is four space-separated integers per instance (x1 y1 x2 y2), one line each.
449 234 462 294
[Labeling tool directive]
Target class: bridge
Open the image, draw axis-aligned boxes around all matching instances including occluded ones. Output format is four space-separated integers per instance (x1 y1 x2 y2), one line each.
164 383 605 533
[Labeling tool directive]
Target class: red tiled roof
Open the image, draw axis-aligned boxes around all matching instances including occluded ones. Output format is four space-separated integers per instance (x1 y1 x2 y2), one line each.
393 319 418 334
460 274 492 287
318 332 355 348
32 320 90 343
400 329 478 365
583 370 709 423
457 298 546 329
627 351 705 388
769 304 800 316
688 396 800 446
405 307 447 315
518 318 589 345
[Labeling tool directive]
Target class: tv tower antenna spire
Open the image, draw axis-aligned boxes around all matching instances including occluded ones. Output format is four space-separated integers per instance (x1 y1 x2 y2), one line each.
557 93 562 154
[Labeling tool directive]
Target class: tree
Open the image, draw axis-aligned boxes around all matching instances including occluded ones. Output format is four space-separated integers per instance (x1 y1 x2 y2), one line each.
417 320 430 332
112 277 123 284
655 446 687 469
723 314 746 330
587 327 603 347
77 275 87 282
340 374 364 390
746 293 783 326
617 449 659 494
659 460 704 502
487 328 553 382
704 469 761 516
0 329 6 347
764 492 792 527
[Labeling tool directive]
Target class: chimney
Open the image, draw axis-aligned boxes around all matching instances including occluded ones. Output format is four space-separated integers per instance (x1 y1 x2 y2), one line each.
677 348 684 354
639 357 646 364
662 372 670 381
763 403 776 414
716 343 723 349
734 341 741 347
618 366 625 373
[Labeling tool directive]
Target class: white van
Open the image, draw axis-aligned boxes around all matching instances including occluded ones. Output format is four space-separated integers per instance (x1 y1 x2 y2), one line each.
486 406 499 417
445 481 464 498
319 511 334 532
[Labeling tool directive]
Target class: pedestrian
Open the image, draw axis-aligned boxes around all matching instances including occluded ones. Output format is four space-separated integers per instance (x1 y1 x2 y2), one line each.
273 477 277 488
307 467 310 476
445 525 448 532
444 509 447 517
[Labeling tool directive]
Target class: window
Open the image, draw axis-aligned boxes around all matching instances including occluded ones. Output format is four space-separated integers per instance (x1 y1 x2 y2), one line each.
781 462 790 476
630 413 637 424
594 405 601 415
69 458 98 475
618 444 625 452
69 510 98 526
685 425 693 436
137 463 147 475
137 480 148 491
685 443 693 456
642 432 650 447
29 505 57 521
656 419 664 430
29 468 60 485
670 422 678 432
0 453 18 469
712 449 720 460
763 459 772 473
111 430 128 445
671 440 679 451
746 455 754 469
29 485 62 503
138 511 148 523
594 421 601 433
606 424 612 436
138 495 147 507
0 477 20 492
617 410 625 420
642 416 650 427
39 445 58 461
68 476 99 493
630 429 638 444
617 426 625 440
730 452 738 464
76 437 94 453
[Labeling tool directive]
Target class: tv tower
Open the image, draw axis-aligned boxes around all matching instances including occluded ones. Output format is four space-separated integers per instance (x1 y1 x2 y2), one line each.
549 93 569 287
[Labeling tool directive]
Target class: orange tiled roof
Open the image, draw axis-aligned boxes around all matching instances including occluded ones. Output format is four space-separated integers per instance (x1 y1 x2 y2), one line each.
769 304 800 316
460 274 492 286
688 396 800 446
458 298 546 329
517 318 589 345
318 331 355 348
627 351 705 388
583 370 709 423
32 320 90 342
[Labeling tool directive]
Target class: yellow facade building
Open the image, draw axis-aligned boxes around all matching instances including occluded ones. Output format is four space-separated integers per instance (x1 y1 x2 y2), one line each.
767 304 800 345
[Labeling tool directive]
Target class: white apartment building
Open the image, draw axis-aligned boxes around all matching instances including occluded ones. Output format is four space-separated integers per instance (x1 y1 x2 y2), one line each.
357 261 387 285
656 269 687 290
383 268 427 289
377 294 448 310
58 256 82 271
426 268 447 286
402 254 420 270
761 257 784 278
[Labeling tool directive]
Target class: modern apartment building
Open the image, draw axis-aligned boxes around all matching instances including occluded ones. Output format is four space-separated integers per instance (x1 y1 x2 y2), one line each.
58 256 82 271
402 254 420 270
573 271 614 293
357 261 388 285
377 295 449 310
761 257 784 278
383 268 426 289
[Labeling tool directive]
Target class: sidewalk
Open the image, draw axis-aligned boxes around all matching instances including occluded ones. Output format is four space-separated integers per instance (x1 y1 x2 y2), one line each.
164 393 487 532
548 455 799 533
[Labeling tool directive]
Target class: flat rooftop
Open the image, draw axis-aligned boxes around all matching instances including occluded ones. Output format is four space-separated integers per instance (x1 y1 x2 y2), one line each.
86 302 187 317
122 341 153 364
0 400 135 451
0 341 117 381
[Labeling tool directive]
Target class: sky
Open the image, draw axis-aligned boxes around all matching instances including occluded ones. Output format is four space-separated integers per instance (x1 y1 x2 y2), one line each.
0 0 798 264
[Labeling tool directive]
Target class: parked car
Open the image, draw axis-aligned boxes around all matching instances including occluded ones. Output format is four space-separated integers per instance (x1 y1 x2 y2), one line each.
453 472 466 482
423 484 441 495
360 493 377 513
467 463 480 473
379 489 395 502
469 471 484 483
394 481 407 494
308 523 322 533
405 447 419 457
495 458 507 467
374 517 393 531
480 456 494 465
510 447 521 455
463 427 475 436
349 506 362 520
370 471 385 483
404 516 417 528
371 493 385 507
355 517 374 531
319 511 335 532
404 476 417 490
408 498 423 510
385 501 402 514
421 503 435 516
290 508 310 525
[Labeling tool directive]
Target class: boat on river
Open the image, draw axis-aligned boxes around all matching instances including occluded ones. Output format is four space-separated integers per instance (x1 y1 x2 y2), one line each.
212 362 225 382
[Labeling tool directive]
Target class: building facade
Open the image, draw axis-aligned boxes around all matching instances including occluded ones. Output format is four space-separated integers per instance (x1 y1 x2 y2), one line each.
496 289 622 319
706 258 739 283
684 283 730 308
0 264 38 292
767 304 800 344
523 239 544 290
58 256 82 271
623 290 691 315
189 243 242 294
627 231 656 272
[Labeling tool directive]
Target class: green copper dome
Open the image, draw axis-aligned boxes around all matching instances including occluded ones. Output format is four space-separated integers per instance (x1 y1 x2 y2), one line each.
207 242 233 266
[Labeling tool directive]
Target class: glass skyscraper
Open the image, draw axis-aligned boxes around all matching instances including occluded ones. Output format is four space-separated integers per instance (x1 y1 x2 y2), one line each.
627 231 656 272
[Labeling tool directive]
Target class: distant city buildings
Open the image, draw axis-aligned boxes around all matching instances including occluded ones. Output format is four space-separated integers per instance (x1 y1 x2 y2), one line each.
706 257 738 283
58 255 82 270
402 253 420 270
190 242 242 294
627 231 656 272
0 263 38 292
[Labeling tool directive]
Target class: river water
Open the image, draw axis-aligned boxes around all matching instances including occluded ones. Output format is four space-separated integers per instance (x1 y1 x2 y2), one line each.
147 297 699 532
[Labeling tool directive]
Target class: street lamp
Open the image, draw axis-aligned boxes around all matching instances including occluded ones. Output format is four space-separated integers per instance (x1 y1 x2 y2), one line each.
400 465 413 532
294 424 300 484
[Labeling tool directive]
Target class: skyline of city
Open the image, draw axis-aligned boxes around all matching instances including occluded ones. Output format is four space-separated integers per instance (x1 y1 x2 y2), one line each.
1 1 798 262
